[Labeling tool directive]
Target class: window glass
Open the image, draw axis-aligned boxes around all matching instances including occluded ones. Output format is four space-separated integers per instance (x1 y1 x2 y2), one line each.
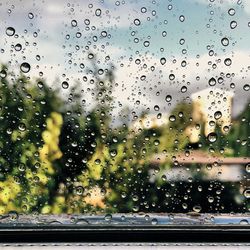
0 0 249 225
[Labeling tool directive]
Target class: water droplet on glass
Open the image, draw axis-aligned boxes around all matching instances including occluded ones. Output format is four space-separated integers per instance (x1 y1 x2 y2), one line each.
18 123 26 132
245 163 250 173
28 12 34 19
208 77 216 86
143 41 150 47
6 27 15 36
243 84 250 91
14 43 22 51
104 214 112 221
165 95 172 102
169 115 176 122
134 18 141 26
71 20 77 27
62 81 69 89
76 186 84 195
154 105 160 111
207 132 217 143
20 62 31 73
244 189 250 198
151 218 158 225
160 57 166 65
224 58 232 66
8 211 19 221
110 149 117 157
179 15 185 22
214 111 222 120
193 205 202 213
208 196 214 203
228 8 235 16
95 8 102 16
181 86 187 93
230 20 237 29
0 70 7 78
221 37 229 46
169 74 175 80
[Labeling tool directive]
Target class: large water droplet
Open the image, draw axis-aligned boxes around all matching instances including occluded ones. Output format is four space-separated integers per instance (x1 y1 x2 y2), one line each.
6 27 15 36
134 18 141 26
160 57 166 65
20 62 31 73
230 20 237 29
246 163 250 173
221 37 229 46
18 123 26 132
243 84 250 91
62 81 69 89
207 132 217 143
224 58 232 66
71 20 77 27
214 111 222 120
14 43 22 51
95 8 102 16
208 77 216 86
228 8 235 16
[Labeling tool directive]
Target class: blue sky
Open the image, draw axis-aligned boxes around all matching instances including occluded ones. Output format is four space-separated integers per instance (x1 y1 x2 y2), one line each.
0 0 250 117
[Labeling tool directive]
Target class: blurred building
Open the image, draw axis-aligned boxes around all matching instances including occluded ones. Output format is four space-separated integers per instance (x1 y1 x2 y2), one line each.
185 88 234 143
130 113 169 132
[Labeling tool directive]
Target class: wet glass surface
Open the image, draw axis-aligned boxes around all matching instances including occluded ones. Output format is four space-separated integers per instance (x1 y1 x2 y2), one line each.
0 0 249 227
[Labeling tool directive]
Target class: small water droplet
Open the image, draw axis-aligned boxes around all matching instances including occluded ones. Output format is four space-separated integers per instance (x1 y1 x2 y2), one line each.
179 15 185 22
110 149 117 157
28 12 34 19
104 214 112 221
246 163 250 173
193 205 202 213
76 186 84 195
165 95 172 102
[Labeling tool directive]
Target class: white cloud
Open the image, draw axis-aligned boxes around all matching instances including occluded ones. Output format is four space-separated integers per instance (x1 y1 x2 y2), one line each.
189 0 250 15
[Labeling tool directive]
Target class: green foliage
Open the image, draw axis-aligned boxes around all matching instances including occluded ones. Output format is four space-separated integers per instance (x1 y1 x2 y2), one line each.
0 63 248 215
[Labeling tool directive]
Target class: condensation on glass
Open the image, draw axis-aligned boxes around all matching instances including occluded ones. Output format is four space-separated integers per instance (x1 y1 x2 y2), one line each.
0 0 249 226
